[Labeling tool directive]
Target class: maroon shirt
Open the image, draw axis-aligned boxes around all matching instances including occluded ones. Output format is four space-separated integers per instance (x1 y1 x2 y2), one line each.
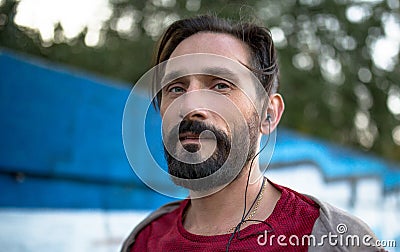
131 181 320 251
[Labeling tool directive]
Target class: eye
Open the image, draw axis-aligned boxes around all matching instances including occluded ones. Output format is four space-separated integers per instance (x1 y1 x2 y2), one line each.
212 82 231 91
168 86 185 94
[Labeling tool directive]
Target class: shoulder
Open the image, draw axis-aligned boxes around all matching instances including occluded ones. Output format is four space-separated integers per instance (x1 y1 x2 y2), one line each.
120 200 183 252
269 180 320 217
305 194 383 252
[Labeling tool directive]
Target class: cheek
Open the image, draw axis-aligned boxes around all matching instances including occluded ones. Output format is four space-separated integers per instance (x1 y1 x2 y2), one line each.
159 90 171 115
232 100 261 134
160 106 166 118
159 98 170 118
231 95 257 119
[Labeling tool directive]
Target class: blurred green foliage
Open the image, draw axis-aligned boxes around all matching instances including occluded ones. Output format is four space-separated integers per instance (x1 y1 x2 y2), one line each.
0 0 399 163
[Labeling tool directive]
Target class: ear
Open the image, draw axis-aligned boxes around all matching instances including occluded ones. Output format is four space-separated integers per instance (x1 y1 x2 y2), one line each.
260 93 285 135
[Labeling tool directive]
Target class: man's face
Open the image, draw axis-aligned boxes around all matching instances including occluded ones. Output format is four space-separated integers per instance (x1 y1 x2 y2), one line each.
160 32 262 191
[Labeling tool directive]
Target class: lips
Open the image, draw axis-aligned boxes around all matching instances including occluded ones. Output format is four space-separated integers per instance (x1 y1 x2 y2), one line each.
179 132 199 141
179 131 212 144
179 132 201 144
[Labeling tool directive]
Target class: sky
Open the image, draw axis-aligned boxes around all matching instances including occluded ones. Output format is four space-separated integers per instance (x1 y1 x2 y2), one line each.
13 0 113 47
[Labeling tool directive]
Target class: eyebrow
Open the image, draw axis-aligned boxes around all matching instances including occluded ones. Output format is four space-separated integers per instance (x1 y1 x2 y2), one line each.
204 67 240 84
161 70 185 86
161 67 240 86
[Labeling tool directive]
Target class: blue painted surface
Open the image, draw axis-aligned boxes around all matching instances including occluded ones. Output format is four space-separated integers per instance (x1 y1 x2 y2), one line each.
0 51 130 181
0 50 398 209
269 130 389 178
0 50 174 209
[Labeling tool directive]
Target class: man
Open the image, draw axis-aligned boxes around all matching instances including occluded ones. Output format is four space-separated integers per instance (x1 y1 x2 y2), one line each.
121 15 381 251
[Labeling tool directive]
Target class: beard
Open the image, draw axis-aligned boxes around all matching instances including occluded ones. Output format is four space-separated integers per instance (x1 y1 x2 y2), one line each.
163 114 259 192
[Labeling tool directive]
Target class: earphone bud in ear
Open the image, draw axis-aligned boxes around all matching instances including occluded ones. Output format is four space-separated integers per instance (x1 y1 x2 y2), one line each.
266 114 272 122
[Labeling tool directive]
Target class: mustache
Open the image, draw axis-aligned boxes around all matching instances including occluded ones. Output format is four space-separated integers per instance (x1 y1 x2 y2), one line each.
164 119 230 154
176 119 228 140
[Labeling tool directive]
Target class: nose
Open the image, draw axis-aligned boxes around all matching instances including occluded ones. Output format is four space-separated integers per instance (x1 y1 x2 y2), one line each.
179 89 209 121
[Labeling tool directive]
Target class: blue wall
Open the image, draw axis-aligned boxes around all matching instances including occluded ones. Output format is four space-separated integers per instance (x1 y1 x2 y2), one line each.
0 51 173 209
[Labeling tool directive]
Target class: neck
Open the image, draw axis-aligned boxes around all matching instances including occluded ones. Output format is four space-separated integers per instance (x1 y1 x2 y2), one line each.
183 164 279 235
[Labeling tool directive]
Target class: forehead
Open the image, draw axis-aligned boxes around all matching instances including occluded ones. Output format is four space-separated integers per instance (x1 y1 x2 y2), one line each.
162 32 254 87
161 54 251 87
170 32 250 65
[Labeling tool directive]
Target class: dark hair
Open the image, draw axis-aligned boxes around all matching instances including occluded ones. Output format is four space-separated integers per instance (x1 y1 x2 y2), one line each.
152 14 279 109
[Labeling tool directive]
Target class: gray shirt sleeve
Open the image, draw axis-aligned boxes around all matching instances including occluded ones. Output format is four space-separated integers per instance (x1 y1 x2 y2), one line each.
120 201 182 252
306 194 384 252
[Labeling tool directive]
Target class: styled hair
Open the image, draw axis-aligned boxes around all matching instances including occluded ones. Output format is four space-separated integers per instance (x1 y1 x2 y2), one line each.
152 14 279 109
